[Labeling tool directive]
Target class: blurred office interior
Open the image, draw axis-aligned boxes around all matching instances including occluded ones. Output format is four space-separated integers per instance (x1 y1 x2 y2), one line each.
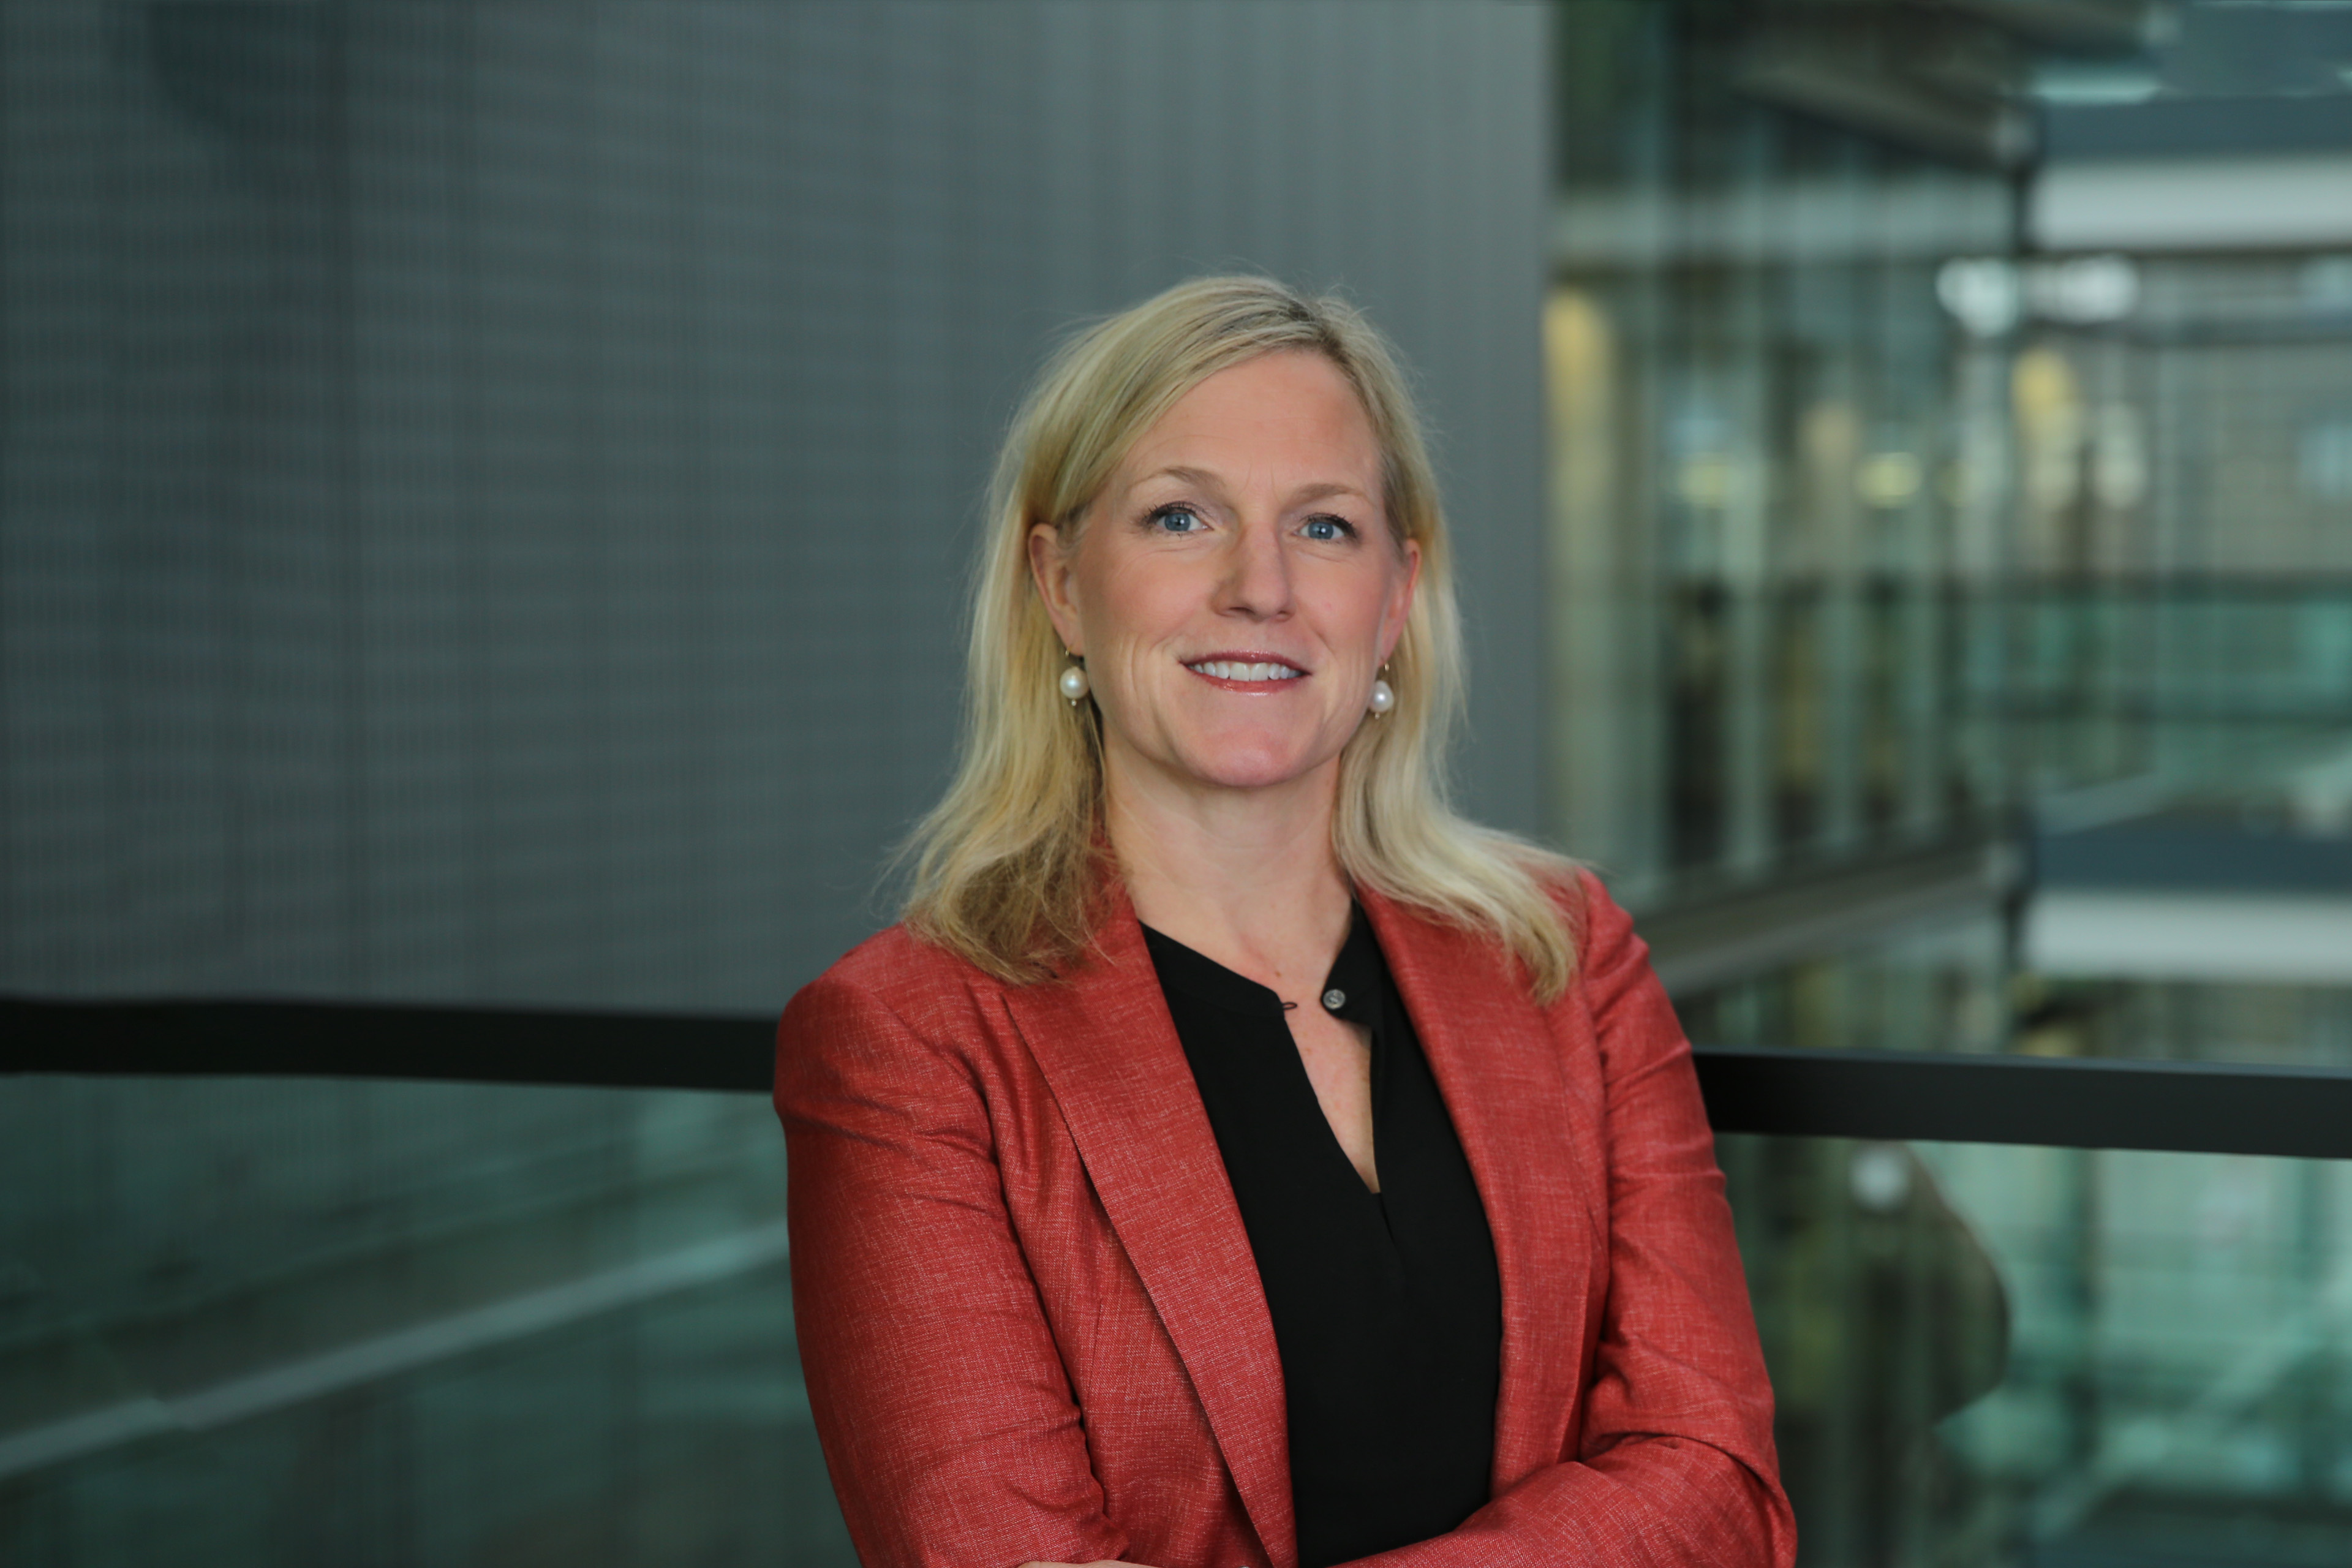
2 2 2348 1564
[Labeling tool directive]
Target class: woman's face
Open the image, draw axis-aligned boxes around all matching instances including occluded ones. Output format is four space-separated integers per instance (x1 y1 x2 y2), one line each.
1030 349 1420 803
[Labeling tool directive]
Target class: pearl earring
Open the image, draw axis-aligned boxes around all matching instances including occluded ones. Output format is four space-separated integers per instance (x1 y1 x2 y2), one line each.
1058 659 1089 704
1368 675 1395 715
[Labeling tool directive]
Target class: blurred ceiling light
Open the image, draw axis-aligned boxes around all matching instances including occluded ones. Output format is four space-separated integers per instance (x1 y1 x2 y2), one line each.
1856 452 1926 508
1938 255 2139 334
2029 254 2141 322
2032 61 2164 104
1848 1144 1913 1213
1939 258 2025 336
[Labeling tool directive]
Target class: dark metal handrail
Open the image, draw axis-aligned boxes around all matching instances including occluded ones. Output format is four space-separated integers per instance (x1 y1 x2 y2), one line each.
8 997 2348 1161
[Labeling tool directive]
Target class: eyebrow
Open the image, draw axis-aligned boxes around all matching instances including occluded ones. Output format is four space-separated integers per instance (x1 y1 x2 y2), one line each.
1139 466 1373 507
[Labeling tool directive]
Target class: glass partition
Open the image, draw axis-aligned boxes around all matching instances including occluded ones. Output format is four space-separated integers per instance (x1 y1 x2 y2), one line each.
1547 4 2352 908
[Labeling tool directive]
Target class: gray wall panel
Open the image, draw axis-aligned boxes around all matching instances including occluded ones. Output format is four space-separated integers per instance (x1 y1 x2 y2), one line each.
1 1 1548 1012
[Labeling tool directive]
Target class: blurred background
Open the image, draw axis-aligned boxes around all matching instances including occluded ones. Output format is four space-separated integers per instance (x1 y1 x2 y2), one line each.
2 2 2348 1564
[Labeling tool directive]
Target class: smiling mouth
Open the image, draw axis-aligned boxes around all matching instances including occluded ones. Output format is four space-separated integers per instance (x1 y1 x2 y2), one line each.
1185 658 1305 684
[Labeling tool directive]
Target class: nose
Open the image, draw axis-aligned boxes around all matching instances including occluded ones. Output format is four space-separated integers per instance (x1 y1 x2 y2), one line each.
1214 515 1294 620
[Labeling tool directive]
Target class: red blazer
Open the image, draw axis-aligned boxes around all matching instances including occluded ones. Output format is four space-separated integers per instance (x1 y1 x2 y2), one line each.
775 872 1795 1568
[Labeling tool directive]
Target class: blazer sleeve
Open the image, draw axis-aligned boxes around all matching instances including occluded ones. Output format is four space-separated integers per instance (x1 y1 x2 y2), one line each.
775 970 1129 1568
1346 873 1797 1568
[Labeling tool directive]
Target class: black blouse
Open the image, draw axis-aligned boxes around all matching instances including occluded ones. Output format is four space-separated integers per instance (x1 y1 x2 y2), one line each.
1142 910 1502 1568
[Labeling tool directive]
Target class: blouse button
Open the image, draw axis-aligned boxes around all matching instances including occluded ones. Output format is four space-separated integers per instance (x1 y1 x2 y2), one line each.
1322 988 1346 1011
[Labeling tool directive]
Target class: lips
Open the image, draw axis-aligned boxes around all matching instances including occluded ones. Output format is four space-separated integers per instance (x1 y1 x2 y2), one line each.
1183 657 1305 684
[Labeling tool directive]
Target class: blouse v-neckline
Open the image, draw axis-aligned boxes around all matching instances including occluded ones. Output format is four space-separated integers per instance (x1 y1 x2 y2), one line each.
1140 907 1503 1568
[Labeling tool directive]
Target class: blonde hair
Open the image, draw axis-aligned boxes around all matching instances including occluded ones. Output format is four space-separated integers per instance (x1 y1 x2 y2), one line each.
900 276 1578 999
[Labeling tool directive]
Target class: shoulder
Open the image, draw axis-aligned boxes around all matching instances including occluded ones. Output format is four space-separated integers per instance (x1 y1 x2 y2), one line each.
1562 865 1634 971
799 921 984 1000
778 923 1014 1072
1513 854 1608 993
1517 863 1653 1026
1549 869 1695 1096
1540 861 1600 943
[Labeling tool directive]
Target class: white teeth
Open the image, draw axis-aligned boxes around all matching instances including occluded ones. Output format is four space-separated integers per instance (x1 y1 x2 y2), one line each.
1187 660 1302 682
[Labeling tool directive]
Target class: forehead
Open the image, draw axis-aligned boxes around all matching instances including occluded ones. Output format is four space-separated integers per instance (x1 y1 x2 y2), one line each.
1116 350 1381 487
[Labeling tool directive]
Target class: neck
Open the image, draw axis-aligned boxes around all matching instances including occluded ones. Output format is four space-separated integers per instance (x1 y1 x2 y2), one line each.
1104 749 1355 989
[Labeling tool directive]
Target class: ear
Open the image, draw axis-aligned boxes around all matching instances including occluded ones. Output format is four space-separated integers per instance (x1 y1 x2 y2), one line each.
1378 537 1422 663
1028 521 1084 655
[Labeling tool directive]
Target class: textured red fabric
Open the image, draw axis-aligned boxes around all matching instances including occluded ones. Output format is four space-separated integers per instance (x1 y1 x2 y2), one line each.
775 872 1796 1568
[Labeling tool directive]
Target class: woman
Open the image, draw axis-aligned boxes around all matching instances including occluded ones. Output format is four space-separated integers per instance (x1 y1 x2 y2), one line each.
775 277 1794 1568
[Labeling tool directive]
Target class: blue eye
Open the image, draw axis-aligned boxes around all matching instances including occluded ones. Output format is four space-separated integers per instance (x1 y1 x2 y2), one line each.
1302 516 1352 543
1150 505 1202 534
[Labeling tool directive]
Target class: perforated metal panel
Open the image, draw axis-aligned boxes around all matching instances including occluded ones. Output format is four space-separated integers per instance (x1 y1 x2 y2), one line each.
0 2 1547 1012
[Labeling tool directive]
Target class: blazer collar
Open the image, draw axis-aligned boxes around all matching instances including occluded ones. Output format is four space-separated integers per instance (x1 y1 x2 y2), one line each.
1358 884 1599 1491
1000 886 1296 1568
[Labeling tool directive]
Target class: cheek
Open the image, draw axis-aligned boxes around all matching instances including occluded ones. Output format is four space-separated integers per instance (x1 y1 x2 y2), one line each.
1083 554 1194 654
1315 572 1407 653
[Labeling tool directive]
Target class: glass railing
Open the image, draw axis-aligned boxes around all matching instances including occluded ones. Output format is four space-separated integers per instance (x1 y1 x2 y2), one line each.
9 977 2349 1566
1727 1134 2352 1568
0 1077 853 1566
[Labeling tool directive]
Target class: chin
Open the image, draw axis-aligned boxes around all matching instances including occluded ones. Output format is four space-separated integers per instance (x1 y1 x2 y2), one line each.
1173 729 1333 793
1193 762 1310 793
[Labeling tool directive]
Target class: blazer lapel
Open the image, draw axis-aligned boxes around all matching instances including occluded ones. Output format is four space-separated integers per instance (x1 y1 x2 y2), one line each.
1000 893 1296 1568
1360 886 1601 1491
